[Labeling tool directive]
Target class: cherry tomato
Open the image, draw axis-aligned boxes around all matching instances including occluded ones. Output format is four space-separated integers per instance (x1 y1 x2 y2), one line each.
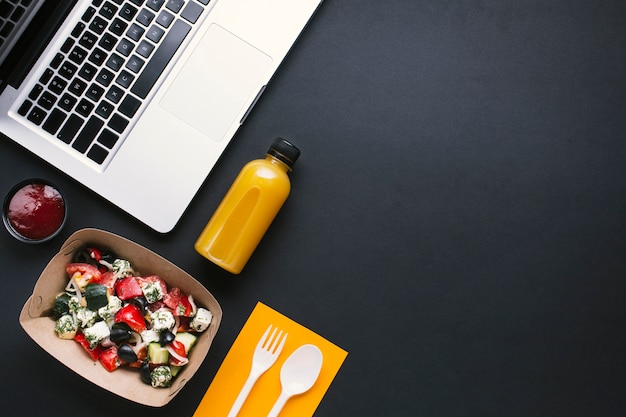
66 263 103 290
163 287 194 317
114 304 146 333
74 333 103 361
87 247 102 262
99 346 121 372
114 276 143 300
90 271 117 293
168 340 188 366
136 275 167 296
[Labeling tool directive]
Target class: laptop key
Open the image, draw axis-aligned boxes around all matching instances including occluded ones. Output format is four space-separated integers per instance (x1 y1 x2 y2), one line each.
146 24 164 43
136 40 154 58
49 77 67 95
166 0 185 14
0 22 15 38
27 106 47 125
136 8 155 26
72 116 104 153
39 69 54 84
131 19 191 99
72 22 86 38
37 91 56 110
57 114 84 143
125 55 145 73
59 61 78 79
82 7 96 23
119 3 138 21
89 47 107 65
79 31 98 49
95 100 114 119
116 37 134 56
96 67 115 86
70 46 88 64
87 144 109 164
90 16 107 34
50 53 63 69
69 78 88 96
79 62 98 81
181 2 203 24
108 113 129 133
86 83 105 101
76 98 95 117
58 94 77 111
126 23 144 41
156 10 174 28
100 2 118 20
28 84 43 100
146 0 166 12
42 109 67 135
99 32 117 50
106 85 124 103
17 100 33 117
0 3 12 19
109 17 127 35
10 6 26 22
119 94 141 118
105 52 124 71
97 128 119 148
115 70 134 88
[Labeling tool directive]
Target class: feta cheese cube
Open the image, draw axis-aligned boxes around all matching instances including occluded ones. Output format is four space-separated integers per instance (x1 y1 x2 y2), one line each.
149 309 175 332
83 321 111 348
190 308 213 332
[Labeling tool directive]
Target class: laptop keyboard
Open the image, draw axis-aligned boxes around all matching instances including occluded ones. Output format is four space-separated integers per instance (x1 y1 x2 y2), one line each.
16 0 210 166
0 0 35 48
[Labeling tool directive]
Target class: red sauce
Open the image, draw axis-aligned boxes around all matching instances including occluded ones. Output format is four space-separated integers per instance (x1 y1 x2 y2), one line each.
7 183 66 240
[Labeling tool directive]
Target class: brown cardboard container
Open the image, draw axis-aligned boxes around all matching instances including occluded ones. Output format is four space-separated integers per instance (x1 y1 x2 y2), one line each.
19 228 222 407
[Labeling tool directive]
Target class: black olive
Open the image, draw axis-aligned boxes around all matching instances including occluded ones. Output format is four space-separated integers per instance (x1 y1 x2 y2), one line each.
140 362 152 385
118 344 138 363
112 322 132 331
128 297 149 312
72 248 93 264
99 250 117 264
110 323 132 343
159 329 175 346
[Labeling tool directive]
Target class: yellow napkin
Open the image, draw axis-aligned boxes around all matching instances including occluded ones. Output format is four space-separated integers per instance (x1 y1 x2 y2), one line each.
193 302 348 417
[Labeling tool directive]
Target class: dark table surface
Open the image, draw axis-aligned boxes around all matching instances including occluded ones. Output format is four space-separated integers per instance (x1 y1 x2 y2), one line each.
2 1 626 416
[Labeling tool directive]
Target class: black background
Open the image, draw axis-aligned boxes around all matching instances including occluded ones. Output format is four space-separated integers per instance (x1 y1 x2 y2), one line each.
2 1 625 416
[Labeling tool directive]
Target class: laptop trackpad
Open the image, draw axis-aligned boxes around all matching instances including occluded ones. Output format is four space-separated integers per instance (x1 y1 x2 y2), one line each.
160 24 272 141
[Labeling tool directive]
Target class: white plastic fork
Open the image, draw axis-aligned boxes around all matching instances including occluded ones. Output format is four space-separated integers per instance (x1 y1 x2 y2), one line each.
227 325 288 417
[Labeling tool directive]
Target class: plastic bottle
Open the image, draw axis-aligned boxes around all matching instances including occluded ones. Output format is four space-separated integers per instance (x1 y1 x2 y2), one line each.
194 138 300 274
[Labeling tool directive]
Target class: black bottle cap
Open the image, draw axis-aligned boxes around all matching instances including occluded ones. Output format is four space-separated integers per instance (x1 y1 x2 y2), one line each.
267 137 300 168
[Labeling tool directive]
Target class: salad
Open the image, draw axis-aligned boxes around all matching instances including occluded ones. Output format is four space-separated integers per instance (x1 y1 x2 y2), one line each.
53 246 213 388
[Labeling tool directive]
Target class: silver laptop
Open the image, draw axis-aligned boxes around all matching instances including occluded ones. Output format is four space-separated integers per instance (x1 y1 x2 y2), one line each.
0 0 322 232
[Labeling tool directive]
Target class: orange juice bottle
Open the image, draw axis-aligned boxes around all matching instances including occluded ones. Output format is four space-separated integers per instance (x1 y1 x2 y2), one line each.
194 138 300 274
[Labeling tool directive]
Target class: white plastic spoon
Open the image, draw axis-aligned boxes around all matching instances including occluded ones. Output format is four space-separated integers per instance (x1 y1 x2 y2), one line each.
266 344 324 417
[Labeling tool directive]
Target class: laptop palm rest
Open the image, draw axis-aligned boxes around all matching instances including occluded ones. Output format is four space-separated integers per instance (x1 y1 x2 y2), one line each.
160 24 272 142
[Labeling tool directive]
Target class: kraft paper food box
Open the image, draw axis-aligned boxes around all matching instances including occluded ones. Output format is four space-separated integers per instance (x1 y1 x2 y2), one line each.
19 228 222 407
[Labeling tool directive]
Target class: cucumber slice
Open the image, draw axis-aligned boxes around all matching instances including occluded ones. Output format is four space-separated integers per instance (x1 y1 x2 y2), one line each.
174 332 197 354
54 293 72 319
84 284 109 310
170 365 182 377
148 342 169 365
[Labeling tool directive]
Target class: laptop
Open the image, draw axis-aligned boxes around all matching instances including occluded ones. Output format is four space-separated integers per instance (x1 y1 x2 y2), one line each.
0 0 322 233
